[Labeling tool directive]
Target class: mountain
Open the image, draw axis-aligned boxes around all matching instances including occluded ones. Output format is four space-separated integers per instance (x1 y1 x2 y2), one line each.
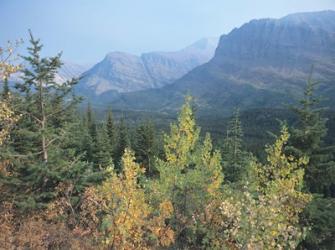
141 37 219 87
56 62 91 82
211 10 335 92
76 37 219 95
103 10 335 115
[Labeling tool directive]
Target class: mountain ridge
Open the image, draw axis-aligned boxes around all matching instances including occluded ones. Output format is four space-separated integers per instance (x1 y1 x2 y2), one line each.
99 10 335 115
77 37 219 95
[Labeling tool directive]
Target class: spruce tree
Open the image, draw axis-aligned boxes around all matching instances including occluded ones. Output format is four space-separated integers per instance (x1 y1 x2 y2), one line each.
287 75 335 249
93 123 113 169
106 109 115 152
222 108 249 182
0 32 94 210
287 76 335 195
86 102 97 142
80 103 97 163
114 117 130 170
133 120 157 176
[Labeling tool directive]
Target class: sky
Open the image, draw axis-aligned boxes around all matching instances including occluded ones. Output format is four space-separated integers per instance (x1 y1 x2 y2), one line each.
1 0 335 64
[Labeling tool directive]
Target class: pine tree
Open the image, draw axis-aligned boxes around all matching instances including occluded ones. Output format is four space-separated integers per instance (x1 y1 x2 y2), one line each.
114 117 130 170
287 75 335 249
133 120 157 176
287 76 335 195
93 123 113 169
106 109 115 154
86 102 97 142
222 108 249 182
1 32 94 210
79 103 98 164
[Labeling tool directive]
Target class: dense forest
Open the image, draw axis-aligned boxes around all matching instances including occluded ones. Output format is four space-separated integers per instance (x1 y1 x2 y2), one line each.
0 34 334 249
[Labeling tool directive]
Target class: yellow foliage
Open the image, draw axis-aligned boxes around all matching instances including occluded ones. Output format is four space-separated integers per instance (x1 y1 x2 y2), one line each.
0 40 21 81
164 96 200 167
91 148 174 249
0 41 21 146
0 98 19 146
201 126 312 249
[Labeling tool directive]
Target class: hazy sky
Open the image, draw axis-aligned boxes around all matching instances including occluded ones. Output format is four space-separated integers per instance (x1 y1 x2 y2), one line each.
1 0 335 63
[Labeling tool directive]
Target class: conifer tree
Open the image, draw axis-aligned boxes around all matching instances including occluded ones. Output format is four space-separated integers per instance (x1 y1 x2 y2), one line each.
1 32 94 209
133 120 157 176
287 76 335 195
287 75 335 249
222 108 249 182
106 109 115 153
114 117 130 169
79 103 98 164
93 123 113 169
86 102 97 142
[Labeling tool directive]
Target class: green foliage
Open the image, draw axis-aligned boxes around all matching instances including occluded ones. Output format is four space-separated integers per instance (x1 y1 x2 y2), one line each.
301 196 335 249
114 117 130 170
203 126 311 249
87 148 175 249
93 122 113 169
222 108 250 183
150 96 223 247
0 32 96 210
287 77 335 195
106 109 116 152
286 76 335 249
133 120 157 176
86 102 97 143
0 33 332 249
1 77 10 100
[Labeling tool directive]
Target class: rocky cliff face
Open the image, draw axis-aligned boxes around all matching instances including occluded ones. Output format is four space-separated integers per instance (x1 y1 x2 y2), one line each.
212 10 335 90
77 37 219 94
104 10 335 114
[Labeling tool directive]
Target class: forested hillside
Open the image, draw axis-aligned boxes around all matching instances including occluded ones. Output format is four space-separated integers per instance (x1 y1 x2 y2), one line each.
0 32 334 249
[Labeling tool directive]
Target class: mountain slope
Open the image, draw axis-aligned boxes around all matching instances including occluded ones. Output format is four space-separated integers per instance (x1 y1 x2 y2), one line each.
56 62 91 82
76 37 219 95
104 10 335 115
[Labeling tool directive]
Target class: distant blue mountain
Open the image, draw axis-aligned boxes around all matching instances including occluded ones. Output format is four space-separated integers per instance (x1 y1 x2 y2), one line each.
100 10 335 115
76 37 219 95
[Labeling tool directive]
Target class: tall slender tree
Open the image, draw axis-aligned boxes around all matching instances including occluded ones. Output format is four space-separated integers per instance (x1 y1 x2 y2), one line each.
93 122 113 169
287 76 335 195
86 102 97 143
106 109 116 158
286 75 335 249
222 108 249 182
133 120 157 176
1 32 93 209
114 117 130 170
